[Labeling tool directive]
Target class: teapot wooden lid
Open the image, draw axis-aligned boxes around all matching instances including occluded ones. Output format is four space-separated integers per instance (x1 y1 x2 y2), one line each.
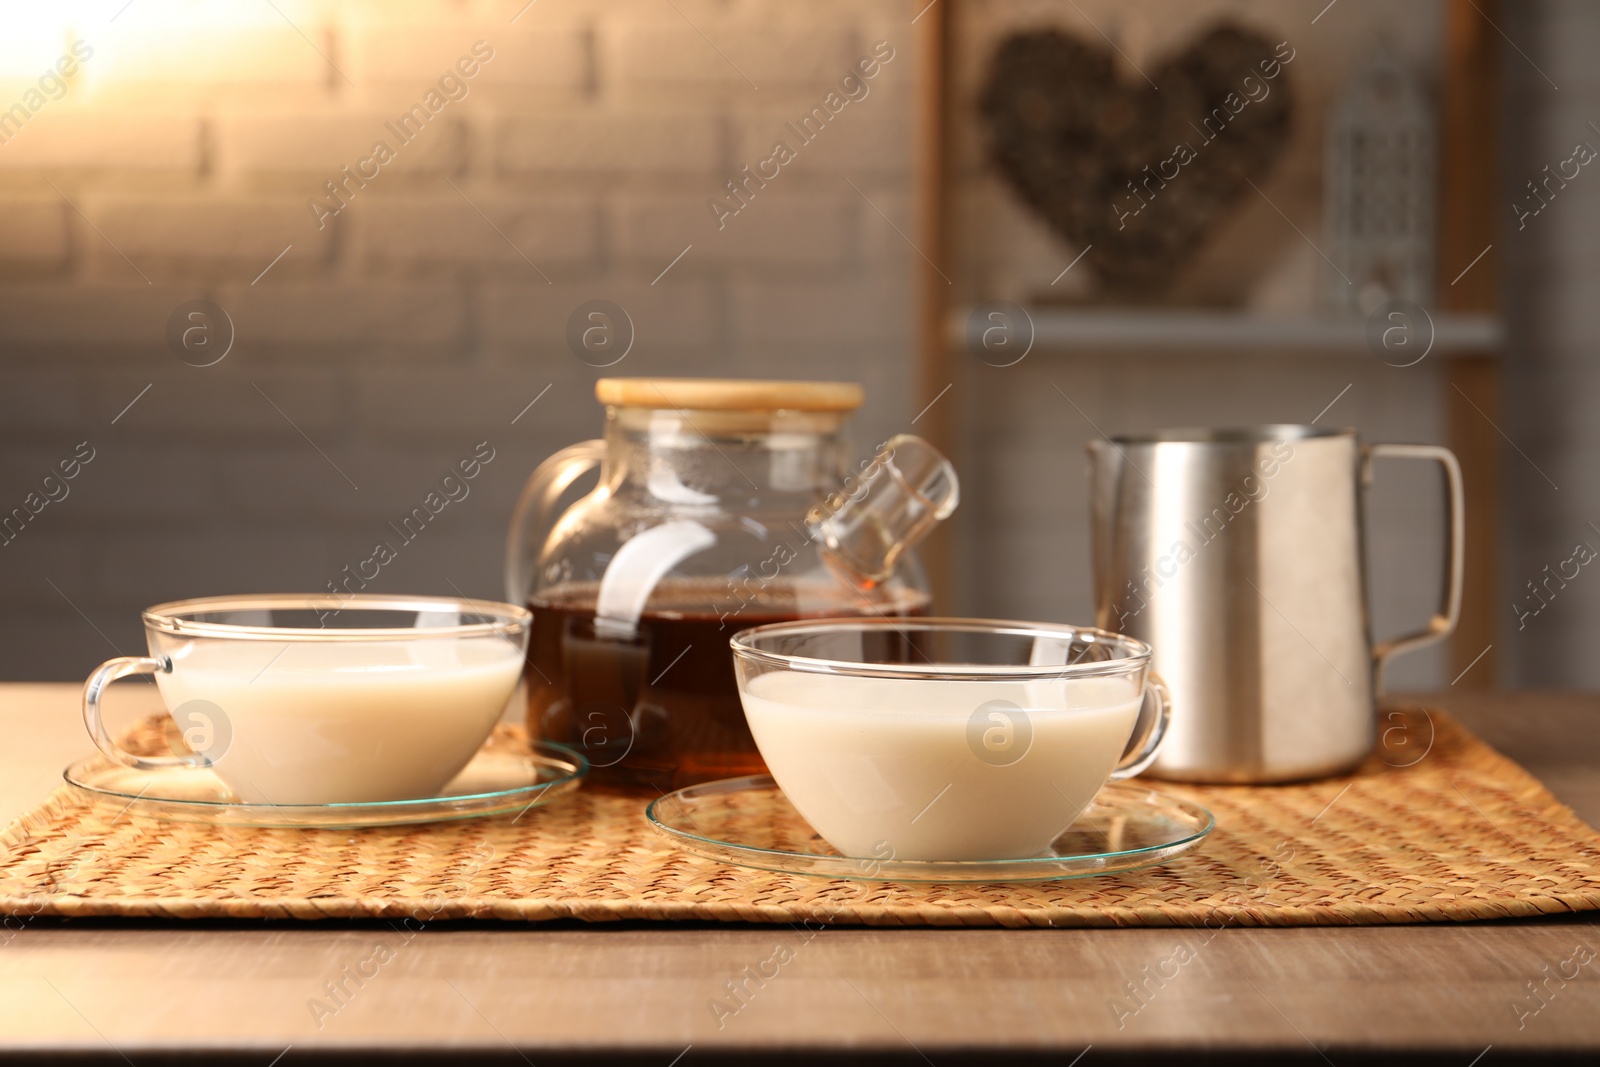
595 378 864 412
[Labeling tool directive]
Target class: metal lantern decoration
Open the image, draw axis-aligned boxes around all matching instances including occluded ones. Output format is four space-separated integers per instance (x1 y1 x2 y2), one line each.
1324 47 1436 312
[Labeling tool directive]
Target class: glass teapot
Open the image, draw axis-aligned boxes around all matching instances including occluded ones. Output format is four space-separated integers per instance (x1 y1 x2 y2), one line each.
505 377 959 789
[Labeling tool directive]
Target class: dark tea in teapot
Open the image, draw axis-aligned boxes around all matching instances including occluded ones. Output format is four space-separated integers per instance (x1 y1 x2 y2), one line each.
526 578 929 789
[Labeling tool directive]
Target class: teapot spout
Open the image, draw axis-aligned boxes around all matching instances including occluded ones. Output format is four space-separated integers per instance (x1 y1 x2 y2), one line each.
807 434 959 589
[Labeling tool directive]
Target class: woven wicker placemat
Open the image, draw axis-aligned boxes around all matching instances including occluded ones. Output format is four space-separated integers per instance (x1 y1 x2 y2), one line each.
2 707 1597 928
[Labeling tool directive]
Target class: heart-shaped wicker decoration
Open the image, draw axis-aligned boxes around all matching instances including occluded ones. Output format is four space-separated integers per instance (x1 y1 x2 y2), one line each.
980 23 1294 298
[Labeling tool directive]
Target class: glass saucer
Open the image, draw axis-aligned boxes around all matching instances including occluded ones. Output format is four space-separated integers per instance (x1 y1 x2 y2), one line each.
64 740 588 829
646 776 1213 882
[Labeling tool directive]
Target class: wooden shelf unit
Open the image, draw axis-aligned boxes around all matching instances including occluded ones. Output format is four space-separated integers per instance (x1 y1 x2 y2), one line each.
912 0 1506 684
948 308 1504 355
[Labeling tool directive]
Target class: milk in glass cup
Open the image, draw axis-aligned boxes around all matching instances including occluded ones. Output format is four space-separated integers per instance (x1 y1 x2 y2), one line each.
731 619 1169 862
81 595 529 805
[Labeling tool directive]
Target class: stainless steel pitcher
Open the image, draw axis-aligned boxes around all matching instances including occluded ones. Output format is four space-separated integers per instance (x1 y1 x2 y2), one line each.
1087 426 1463 783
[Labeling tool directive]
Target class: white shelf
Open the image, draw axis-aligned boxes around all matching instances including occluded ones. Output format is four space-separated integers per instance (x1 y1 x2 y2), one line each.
950 307 1505 357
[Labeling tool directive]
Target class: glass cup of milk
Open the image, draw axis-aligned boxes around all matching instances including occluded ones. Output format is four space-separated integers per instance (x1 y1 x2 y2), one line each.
81 594 531 805
730 619 1170 862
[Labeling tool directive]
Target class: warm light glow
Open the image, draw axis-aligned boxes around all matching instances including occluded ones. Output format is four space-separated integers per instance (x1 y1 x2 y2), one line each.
0 0 296 84
0 4 80 77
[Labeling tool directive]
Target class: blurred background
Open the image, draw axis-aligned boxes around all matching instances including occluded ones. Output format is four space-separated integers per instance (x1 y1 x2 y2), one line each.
0 0 1592 692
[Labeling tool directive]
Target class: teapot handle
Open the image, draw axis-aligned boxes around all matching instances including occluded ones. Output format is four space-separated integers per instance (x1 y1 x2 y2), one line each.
1364 443 1465 694
505 439 606 605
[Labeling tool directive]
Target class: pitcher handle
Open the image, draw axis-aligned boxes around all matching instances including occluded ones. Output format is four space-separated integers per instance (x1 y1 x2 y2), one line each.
504 440 606 605
1364 443 1465 694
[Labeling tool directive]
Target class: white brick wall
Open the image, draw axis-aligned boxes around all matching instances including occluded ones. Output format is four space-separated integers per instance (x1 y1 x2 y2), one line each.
217 114 468 178
86 197 334 270
494 112 721 175
732 113 911 176
221 280 467 355
729 276 911 343
89 25 330 87
0 114 202 171
351 25 589 90
0 0 918 679
620 192 859 267
0 284 192 349
482 278 720 351
356 195 602 271
607 23 856 92
0 200 70 267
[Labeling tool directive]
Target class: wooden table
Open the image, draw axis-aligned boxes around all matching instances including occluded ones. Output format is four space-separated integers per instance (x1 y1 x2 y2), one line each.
2 684 1597 1064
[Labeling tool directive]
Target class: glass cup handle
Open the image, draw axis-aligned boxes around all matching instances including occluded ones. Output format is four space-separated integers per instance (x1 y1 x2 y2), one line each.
1109 671 1172 780
82 655 202 771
